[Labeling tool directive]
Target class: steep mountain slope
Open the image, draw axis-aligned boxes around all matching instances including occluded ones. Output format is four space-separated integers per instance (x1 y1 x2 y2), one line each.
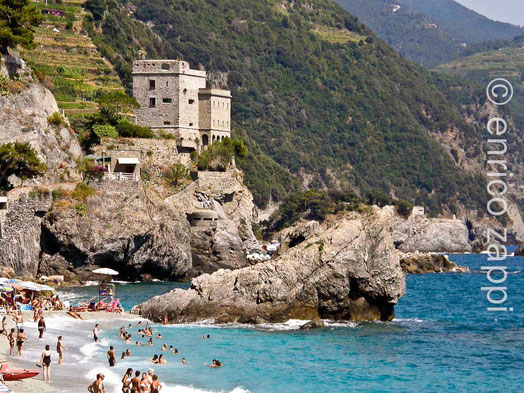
83 0 489 216
397 0 524 44
334 0 463 67
435 36 524 129
334 0 524 68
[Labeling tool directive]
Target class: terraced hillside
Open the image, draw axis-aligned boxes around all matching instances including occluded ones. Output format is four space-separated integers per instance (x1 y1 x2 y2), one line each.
21 0 123 117
435 37 524 128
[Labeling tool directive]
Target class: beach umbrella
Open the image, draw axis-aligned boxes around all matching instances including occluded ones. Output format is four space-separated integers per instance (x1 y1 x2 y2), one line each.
0 284 13 292
92 268 119 276
20 281 42 291
38 284 56 292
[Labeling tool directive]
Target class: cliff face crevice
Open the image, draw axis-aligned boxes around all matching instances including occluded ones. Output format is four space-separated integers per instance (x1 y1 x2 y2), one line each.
136 206 406 324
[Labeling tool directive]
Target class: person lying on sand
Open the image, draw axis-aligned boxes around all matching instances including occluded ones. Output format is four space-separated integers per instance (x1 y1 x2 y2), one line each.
66 307 83 320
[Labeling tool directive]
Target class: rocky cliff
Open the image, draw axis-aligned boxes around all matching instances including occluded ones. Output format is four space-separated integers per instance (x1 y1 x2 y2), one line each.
393 214 472 253
39 182 192 282
0 52 82 185
168 170 258 276
136 206 406 324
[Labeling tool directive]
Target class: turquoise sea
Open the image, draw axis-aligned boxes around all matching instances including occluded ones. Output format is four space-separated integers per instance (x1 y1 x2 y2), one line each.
16 253 524 393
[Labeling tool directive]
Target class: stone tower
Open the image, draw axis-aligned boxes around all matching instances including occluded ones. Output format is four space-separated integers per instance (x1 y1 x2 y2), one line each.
132 60 231 151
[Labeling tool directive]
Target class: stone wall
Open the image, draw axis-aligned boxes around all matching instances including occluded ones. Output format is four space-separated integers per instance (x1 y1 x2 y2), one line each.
94 138 190 177
198 171 240 194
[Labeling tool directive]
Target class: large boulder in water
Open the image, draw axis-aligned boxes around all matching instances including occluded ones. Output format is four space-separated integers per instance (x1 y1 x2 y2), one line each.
137 206 406 324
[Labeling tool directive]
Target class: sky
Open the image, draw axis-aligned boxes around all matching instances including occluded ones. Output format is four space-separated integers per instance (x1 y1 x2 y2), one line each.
455 0 524 27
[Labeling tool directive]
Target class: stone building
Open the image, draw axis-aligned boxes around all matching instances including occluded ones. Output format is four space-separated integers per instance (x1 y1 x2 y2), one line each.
132 60 231 152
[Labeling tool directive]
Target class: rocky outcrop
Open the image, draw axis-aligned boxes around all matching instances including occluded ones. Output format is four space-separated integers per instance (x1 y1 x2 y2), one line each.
0 52 82 185
393 215 472 253
136 206 406 324
277 220 319 253
400 252 468 274
516 245 524 256
39 182 192 281
169 170 258 277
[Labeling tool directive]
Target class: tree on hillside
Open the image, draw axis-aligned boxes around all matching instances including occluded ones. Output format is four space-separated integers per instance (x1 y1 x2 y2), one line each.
96 91 139 124
0 142 46 189
0 0 42 54
163 163 187 188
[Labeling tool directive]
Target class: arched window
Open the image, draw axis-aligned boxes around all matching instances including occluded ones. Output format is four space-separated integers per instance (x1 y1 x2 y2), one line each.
202 134 209 145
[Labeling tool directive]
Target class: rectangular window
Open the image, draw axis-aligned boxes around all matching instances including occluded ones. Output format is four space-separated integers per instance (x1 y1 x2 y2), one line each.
213 120 215 126
164 121 171 125
149 80 156 90
188 99 195 104
162 63 170 70
149 97 156 108
162 98 172 103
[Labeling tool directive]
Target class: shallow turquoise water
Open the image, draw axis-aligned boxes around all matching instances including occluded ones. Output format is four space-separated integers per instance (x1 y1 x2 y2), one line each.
45 254 524 392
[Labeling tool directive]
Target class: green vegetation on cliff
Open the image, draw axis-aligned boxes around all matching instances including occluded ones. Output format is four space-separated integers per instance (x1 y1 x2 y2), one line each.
82 0 489 214
334 0 524 68
19 0 123 117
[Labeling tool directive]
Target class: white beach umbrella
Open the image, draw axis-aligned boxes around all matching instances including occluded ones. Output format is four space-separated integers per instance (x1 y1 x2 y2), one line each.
92 268 119 276
20 281 42 291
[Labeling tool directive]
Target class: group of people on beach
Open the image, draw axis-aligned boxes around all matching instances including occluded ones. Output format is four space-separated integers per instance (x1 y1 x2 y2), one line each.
1 307 68 383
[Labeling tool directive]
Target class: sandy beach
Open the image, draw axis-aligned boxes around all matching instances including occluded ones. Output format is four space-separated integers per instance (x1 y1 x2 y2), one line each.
0 311 139 393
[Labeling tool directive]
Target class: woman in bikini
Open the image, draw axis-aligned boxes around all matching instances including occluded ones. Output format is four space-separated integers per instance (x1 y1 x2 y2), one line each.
56 336 67 365
151 375 162 393
39 344 52 382
140 372 151 393
1 316 7 335
7 328 15 356
121 368 133 393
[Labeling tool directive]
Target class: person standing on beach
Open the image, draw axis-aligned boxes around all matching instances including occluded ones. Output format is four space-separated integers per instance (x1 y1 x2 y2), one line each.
107 346 116 367
13 311 23 331
130 371 141 393
16 328 26 356
57 336 67 365
38 344 52 382
93 324 100 342
121 368 133 393
88 373 105 393
38 316 46 339
151 375 162 393
1 316 7 335
7 328 15 356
